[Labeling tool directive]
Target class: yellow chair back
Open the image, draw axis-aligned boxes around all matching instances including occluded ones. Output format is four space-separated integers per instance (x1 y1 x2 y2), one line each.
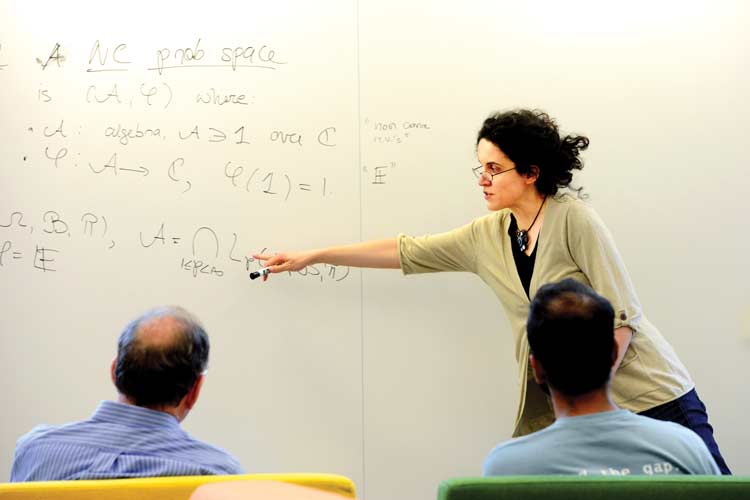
0 473 356 500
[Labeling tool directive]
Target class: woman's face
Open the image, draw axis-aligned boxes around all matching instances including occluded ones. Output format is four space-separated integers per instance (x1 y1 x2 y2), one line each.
476 138 535 211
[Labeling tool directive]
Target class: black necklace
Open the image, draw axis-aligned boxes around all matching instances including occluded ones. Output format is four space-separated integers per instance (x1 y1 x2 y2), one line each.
515 197 547 253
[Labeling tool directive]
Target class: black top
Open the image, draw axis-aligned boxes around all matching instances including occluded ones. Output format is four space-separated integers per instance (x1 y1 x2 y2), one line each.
508 214 537 298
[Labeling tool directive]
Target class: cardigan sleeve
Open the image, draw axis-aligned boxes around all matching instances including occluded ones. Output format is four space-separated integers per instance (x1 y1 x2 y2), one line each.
566 203 643 331
398 219 479 275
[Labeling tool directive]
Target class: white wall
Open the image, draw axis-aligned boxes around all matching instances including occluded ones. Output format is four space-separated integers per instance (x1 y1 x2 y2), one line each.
1 1 748 499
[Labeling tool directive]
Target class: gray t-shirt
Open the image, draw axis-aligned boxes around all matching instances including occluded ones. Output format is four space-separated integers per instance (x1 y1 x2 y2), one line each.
482 409 719 476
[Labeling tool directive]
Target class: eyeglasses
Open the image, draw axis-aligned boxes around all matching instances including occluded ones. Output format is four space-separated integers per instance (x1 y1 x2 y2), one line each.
472 164 516 182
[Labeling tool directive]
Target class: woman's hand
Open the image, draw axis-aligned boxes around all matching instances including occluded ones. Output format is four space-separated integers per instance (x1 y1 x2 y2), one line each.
252 251 317 281
251 239 399 281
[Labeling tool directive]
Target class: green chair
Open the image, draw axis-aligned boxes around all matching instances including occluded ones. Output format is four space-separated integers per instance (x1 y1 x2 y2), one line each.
438 476 750 500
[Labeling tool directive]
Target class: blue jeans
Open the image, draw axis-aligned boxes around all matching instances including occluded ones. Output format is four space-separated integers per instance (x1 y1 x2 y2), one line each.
638 388 731 474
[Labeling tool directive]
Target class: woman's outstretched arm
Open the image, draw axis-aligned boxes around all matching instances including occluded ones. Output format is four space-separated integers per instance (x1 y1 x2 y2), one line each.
253 238 400 279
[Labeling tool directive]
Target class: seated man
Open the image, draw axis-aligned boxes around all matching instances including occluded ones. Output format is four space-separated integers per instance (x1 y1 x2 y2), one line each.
483 279 719 476
11 306 243 481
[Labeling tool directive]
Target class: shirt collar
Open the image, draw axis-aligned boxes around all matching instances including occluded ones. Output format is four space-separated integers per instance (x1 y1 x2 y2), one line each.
91 400 181 429
555 408 630 425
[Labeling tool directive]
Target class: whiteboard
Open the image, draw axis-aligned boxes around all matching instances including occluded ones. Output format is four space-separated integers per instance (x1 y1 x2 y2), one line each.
1 1 748 498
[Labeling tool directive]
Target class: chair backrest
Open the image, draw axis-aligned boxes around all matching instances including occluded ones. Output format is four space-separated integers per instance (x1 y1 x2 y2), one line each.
189 480 354 500
438 476 750 500
0 473 356 500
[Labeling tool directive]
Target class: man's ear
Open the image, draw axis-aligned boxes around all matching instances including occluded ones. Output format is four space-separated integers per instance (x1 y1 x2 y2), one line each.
110 358 117 385
183 375 205 410
530 354 546 385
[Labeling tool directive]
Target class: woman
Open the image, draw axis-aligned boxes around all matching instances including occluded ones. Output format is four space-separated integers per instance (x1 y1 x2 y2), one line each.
255 109 730 473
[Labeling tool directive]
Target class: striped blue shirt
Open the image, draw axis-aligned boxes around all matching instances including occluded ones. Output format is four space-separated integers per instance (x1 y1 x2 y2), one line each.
10 401 244 481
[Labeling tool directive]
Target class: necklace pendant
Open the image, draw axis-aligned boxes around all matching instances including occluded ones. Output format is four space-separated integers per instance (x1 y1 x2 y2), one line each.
514 196 546 253
516 230 528 252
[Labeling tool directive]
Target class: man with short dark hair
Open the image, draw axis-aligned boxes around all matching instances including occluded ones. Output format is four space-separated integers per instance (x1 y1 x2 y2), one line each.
10 306 243 481
482 279 719 476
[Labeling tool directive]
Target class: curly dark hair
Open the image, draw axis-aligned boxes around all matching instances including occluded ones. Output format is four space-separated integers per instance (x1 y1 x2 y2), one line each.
477 109 589 196
114 306 209 408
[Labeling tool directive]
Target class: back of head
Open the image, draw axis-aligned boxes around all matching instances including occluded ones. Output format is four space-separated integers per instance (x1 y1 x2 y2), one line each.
527 279 615 396
114 306 209 408
477 108 589 196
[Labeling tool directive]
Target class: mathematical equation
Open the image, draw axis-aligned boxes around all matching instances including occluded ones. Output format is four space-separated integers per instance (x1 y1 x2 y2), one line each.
26 119 337 200
38 79 258 111
0 209 112 273
140 223 349 282
0 209 350 283
4 37 437 212
0 241 60 272
223 161 329 200
33 119 336 149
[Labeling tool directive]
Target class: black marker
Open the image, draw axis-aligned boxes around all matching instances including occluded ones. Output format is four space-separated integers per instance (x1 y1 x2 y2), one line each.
249 267 271 280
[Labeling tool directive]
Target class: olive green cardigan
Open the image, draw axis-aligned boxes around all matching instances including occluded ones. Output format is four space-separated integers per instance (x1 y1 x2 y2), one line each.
398 193 693 436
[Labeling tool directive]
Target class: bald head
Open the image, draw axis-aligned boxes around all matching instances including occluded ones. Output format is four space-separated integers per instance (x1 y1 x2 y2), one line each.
135 314 185 347
114 306 209 408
